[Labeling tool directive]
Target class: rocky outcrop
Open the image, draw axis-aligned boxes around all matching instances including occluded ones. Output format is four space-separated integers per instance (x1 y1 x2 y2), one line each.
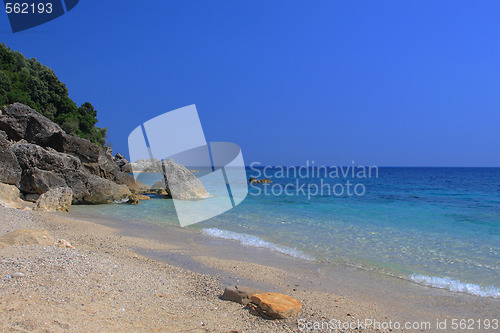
222 286 264 305
84 149 147 192
0 130 22 185
152 159 208 200
34 187 73 212
0 103 64 147
0 103 100 163
249 177 272 184
250 293 302 319
114 153 132 173
0 103 144 197
11 143 130 204
126 193 151 205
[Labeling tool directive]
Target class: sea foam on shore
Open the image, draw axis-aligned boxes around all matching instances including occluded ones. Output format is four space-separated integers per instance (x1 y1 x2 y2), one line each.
201 228 314 261
410 274 500 298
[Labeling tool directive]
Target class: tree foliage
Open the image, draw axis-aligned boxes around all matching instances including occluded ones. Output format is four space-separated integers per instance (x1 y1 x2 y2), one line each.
0 43 107 145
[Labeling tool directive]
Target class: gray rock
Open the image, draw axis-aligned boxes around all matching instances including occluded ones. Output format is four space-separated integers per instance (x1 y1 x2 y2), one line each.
11 272 25 278
0 103 64 146
114 153 131 172
11 143 130 204
34 187 73 212
52 132 100 164
155 159 208 200
222 286 264 305
19 168 68 194
0 103 100 164
12 142 82 172
0 130 21 185
84 149 147 192
24 193 40 203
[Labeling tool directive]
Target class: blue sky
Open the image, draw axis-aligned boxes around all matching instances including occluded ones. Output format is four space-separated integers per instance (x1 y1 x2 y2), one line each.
2 0 499 166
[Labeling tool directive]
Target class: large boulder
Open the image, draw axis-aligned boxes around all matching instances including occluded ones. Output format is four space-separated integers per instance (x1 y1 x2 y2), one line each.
151 159 208 200
0 130 21 185
11 142 80 194
0 103 100 163
0 103 142 197
0 103 63 146
34 187 73 212
63 169 130 204
11 143 130 204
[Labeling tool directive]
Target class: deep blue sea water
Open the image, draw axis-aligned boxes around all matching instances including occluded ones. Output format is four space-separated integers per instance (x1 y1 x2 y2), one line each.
71 167 500 298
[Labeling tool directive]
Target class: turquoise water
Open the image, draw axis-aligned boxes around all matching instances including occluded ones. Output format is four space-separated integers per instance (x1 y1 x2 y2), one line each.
71 167 500 298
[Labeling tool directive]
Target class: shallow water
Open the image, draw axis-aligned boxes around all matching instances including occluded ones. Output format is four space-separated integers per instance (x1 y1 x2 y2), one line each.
70 167 500 298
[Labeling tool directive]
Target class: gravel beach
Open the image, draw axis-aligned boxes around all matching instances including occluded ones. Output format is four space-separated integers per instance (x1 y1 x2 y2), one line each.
1 206 498 332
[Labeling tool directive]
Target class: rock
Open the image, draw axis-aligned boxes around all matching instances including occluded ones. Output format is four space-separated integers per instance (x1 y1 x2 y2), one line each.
0 130 21 185
12 142 82 175
158 159 208 200
65 170 130 204
24 193 40 202
11 272 25 278
127 193 151 205
0 103 100 163
157 189 168 196
34 187 73 212
249 178 272 184
250 293 302 319
52 132 100 164
0 182 30 209
0 103 64 147
0 229 55 246
56 239 74 248
222 286 264 305
130 158 162 173
114 153 132 172
19 168 68 194
12 143 130 204
0 182 22 203
84 150 147 192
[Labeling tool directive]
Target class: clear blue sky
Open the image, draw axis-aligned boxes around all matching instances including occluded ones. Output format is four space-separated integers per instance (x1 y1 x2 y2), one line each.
2 0 499 166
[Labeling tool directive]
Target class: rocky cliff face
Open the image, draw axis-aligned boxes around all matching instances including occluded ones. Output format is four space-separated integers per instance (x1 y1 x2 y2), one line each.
0 103 135 204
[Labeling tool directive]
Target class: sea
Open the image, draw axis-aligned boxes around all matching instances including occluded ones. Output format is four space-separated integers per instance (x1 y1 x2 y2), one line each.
70 166 500 298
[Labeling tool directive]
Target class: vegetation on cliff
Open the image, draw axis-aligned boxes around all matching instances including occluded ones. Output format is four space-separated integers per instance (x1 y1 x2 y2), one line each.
0 43 106 145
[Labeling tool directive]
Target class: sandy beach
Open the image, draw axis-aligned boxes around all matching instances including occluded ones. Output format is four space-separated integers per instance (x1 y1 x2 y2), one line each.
0 206 497 332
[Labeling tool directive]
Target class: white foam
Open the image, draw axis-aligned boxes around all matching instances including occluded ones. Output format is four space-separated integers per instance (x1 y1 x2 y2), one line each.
201 228 314 261
410 274 500 298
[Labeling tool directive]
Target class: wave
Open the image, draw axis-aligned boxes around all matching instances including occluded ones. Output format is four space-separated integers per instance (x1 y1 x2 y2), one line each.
201 228 314 261
410 274 500 298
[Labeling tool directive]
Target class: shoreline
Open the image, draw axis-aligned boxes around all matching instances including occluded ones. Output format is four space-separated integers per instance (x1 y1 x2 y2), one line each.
1 206 499 332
